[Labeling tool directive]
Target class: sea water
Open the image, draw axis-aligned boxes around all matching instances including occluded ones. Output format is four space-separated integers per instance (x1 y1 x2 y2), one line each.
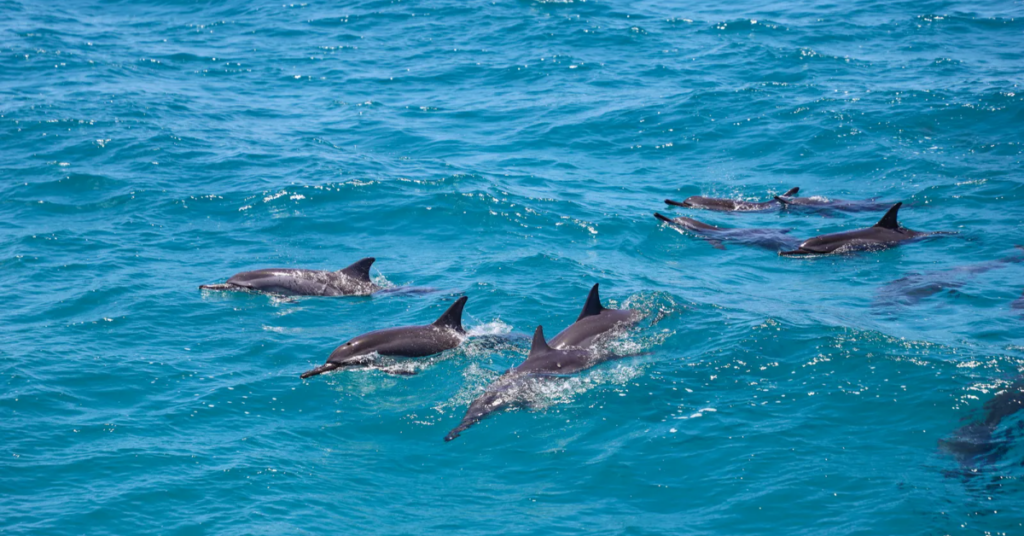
2 1 1023 534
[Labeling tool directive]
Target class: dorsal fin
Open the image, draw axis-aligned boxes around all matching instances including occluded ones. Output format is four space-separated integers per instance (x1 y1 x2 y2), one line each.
781 187 800 197
433 296 467 333
528 325 551 358
576 283 605 322
873 202 903 230
339 257 375 282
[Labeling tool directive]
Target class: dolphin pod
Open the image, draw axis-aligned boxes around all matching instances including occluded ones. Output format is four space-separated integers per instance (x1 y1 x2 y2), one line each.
193 182 1011 447
445 284 639 441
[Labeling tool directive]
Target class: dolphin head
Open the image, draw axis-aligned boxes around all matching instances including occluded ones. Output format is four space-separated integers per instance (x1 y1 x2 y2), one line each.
300 335 376 379
444 379 516 442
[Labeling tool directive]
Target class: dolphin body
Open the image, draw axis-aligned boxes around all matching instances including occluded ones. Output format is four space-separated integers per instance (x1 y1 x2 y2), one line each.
773 194 893 213
654 213 799 251
940 379 1024 469
1013 291 1024 312
444 326 611 442
445 285 638 442
548 284 640 349
665 187 799 213
875 247 1024 307
300 296 468 378
200 257 380 296
780 202 952 256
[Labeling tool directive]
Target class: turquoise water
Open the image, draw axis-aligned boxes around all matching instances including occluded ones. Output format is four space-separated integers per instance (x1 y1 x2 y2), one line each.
3 0 1024 533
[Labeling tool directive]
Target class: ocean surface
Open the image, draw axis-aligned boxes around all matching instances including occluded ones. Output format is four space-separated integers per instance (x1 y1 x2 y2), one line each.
2 0 1024 534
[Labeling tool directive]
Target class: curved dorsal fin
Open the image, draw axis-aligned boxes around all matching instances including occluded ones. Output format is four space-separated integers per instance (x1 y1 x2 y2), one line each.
528 325 551 358
339 257 375 282
577 283 605 322
781 187 800 197
873 202 903 230
433 296 467 333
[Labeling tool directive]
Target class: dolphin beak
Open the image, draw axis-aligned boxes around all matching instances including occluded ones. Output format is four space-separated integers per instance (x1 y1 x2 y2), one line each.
664 199 689 208
300 362 342 379
779 249 811 257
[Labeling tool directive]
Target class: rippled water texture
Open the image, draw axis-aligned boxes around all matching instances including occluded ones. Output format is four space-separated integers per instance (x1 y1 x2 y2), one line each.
2 0 1024 534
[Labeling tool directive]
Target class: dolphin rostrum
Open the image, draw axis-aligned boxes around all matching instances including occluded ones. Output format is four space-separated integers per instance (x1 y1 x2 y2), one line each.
445 325 616 442
664 187 799 212
200 257 381 296
780 202 953 256
548 284 640 349
654 213 799 251
300 296 468 378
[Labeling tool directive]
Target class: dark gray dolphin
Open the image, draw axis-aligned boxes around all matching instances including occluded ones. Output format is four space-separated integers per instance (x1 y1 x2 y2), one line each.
200 257 381 296
940 379 1024 469
548 284 640 349
665 187 799 213
1012 291 1024 312
773 194 893 213
445 325 615 442
780 202 953 256
875 247 1024 307
654 213 799 251
300 296 468 379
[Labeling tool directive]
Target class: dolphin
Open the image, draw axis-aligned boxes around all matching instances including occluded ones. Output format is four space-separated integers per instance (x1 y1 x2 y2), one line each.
548 284 640 349
875 247 1024 307
654 213 799 251
664 187 799 212
200 257 381 296
300 296 468 378
445 325 620 442
780 202 953 256
773 194 893 213
1013 291 1024 312
939 378 1024 469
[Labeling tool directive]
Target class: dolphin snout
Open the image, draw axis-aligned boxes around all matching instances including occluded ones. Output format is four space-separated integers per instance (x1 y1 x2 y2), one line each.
300 362 342 379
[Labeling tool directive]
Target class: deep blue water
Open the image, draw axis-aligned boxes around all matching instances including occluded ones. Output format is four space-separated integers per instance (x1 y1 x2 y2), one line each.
2 0 1024 533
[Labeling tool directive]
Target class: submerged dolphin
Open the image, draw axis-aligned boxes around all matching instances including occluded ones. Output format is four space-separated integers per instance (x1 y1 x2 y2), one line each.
940 379 1024 469
773 194 893 213
780 202 953 256
200 257 381 296
444 325 615 442
1013 291 1024 312
654 213 799 251
665 187 800 212
548 284 639 349
300 296 468 378
875 247 1024 307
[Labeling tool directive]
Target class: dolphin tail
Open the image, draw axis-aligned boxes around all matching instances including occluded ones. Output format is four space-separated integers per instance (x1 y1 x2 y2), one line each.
199 283 238 291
